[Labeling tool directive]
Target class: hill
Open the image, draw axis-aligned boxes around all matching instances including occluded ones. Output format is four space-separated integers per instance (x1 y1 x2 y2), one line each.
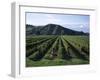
26 24 88 35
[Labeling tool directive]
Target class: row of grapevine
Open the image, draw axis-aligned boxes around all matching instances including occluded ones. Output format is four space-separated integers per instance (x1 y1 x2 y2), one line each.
63 36 89 60
26 35 89 63
26 37 54 50
26 37 56 57
43 37 59 59
63 36 89 55
27 36 58 61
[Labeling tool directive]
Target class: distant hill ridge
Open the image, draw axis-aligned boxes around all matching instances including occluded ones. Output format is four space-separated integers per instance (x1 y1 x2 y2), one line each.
26 24 88 35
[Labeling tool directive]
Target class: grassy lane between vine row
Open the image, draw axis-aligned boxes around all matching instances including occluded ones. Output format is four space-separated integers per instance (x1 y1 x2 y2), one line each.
26 35 89 67
63 36 89 60
27 36 58 61
26 36 57 57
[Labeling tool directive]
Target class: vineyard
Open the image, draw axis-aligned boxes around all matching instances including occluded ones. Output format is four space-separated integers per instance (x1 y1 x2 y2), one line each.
26 35 89 67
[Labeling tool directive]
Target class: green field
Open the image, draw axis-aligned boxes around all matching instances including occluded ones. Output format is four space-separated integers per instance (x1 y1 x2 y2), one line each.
26 35 89 67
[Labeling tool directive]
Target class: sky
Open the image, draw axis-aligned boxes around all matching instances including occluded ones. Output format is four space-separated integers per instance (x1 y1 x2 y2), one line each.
26 12 90 33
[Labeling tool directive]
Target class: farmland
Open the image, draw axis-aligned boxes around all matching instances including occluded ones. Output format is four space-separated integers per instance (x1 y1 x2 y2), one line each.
26 35 89 67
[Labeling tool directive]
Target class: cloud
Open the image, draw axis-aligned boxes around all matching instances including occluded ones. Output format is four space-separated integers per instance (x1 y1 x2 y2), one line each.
45 14 55 19
45 14 61 24
79 25 84 28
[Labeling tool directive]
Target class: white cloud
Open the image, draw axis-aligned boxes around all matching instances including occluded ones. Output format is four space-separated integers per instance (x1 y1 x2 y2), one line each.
79 25 84 28
45 14 61 24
